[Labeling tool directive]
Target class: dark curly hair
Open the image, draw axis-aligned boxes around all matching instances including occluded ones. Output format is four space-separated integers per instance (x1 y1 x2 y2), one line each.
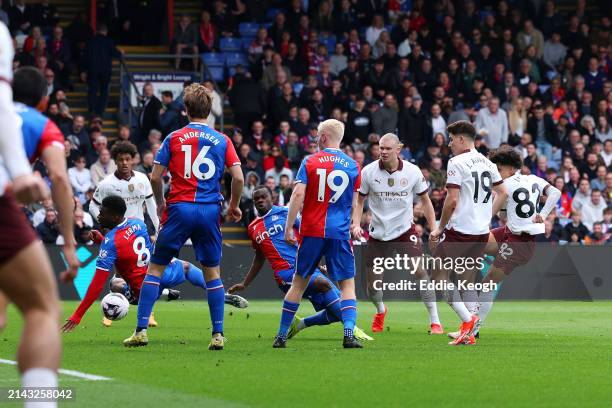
110 141 137 161
489 146 523 170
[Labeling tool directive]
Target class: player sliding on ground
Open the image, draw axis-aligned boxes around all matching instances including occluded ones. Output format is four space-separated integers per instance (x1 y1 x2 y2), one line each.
448 147 561 340
351 133 442 334
61 195 248 332
123 83 244 350
228 186 372 341
429 121 508 346
89 141 160 328
274 119 363 349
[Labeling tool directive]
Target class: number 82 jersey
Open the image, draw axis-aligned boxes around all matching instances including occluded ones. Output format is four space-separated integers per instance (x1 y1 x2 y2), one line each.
503 173 549 235
154 122 241 204
96 218 152 295
296 148 361 239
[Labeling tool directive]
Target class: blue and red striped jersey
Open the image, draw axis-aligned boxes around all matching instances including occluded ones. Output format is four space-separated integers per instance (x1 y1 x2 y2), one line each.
96 218 152 297
248 206 301 280
15 102 65 162
295 148 361 239
154 122 240 204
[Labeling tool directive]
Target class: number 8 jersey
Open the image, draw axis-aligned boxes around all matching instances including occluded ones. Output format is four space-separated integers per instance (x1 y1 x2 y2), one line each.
445 149 502 235
154 122 241 204
295 148 361 239
96 218 152 295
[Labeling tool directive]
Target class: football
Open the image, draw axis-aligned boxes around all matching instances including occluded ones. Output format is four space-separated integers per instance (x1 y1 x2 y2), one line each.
101 293 130 321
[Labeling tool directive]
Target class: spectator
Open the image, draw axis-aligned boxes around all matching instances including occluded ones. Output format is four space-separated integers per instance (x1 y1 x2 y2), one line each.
543 32 567 71
85 23 122 115
32 0 59 33
139 129 162 156
138 82 162 144
203 81 222 130
581 189 607 230
62 114 90 159
159 91 181 135
516 20 545 59
564 209 589 242
32 198 54 227
9 0 33 34
591 165 607 191
536 219 562 243
595 116 612 143
346 98 372 144
372 94 398 136
398 94 429 160
198 10 215 52
136 150 155 177
228 71 266 133
601 140 612 167
276 174 292 206
584 222 609 245
329 43 347 77
527 103 558 162
0 1 8 27
475 97 509 148
68 155 92 204
90 148 116 187
73 208 91 244
265 156 293 186
172 14 199 70
36 209 60 244
48 25 72 90
365 14 385 46
429 103 446 141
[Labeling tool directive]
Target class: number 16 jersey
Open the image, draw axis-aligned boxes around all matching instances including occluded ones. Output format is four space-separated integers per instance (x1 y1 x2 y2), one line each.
295 148 361 240
154 122 241 204
445 149 502 235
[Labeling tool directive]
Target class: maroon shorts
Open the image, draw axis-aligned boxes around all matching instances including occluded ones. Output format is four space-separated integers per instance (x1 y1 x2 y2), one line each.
433 228 489 260
365 225 423 266
491 226 536 275
0 193 38 266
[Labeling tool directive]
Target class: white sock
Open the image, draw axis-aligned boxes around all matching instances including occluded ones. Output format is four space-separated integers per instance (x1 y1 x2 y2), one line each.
22 368 57 408
447 288 472 322
296 319 306 331
161 288 169 297
374 301 385 314
419 277 440 324
478 289 495 324
136 328 147 335
462 289 479 315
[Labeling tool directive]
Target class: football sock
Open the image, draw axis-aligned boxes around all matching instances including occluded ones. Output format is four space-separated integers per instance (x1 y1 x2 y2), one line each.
23 368 57 408
120 282 131 299
136 274 161 331
462 288 479 315
340 298 357 337
277 300 300 338
447 287 472 323
419 276 440 324
185 264 206 289
374 301 386 314
303 310 334 327
205 278 225 334
367 287 385 313
323 287 342 320
478 288 495 324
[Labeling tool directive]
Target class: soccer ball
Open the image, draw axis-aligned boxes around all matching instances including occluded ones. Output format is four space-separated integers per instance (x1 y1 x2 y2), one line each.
101 293 130 321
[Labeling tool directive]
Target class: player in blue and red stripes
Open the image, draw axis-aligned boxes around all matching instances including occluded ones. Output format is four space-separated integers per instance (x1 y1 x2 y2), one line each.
274 119 363 348
228 186 371 341
61 195 247 333
124 83 244 350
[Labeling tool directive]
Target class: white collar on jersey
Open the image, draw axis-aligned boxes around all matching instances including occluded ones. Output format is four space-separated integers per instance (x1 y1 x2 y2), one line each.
188 121 209 127
117 218 128 228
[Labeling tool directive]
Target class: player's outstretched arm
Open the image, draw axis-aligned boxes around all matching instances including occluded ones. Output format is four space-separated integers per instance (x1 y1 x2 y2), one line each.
150 163 166 217
418 192 438 233
62 268 110 332
284 183 306 244
227 164 244 222
227 249 265 293
431 188 459 240
144 194 160 234
350 193 366 239
491 183 509 217
535 185 561 222
43 146 80 282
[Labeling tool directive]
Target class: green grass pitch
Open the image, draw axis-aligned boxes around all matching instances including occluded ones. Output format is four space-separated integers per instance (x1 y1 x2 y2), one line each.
1 300 611 407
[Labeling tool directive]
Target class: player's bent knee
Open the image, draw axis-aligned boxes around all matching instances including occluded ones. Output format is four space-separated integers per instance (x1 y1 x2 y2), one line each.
110 278 127 293
313 277 332 292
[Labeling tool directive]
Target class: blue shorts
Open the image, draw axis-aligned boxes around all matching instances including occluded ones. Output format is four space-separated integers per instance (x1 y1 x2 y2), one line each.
151 202 222 267
295 237 355 282
160 258 186 289
276 268 337 311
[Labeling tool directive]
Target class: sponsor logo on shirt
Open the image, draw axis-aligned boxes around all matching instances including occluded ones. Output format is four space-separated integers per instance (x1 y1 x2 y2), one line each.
255 223 284 244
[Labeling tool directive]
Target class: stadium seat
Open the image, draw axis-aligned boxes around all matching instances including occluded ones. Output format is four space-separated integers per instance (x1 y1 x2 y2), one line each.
261 22 273 30
239 22 259 38
204 66 225 82
292 82 304 96
265 8 283 20
241 37 255 51
201 53 225 67
224 52 249 67
358 26 367 39
320 35 337 53
219 37 243 52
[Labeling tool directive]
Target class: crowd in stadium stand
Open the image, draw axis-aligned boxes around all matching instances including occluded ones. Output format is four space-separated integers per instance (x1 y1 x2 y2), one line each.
5 0 612 245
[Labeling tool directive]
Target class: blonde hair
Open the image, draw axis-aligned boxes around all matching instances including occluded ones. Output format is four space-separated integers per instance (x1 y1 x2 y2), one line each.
318 119 345 145
183 83 212 119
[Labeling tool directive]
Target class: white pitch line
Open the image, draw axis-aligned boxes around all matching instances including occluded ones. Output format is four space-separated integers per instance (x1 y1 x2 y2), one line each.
0 359 111 381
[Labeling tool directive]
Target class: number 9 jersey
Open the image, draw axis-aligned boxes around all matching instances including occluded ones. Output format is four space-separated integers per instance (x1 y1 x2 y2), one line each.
154 122 241 204
295 148 361 239
96 218 152 295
